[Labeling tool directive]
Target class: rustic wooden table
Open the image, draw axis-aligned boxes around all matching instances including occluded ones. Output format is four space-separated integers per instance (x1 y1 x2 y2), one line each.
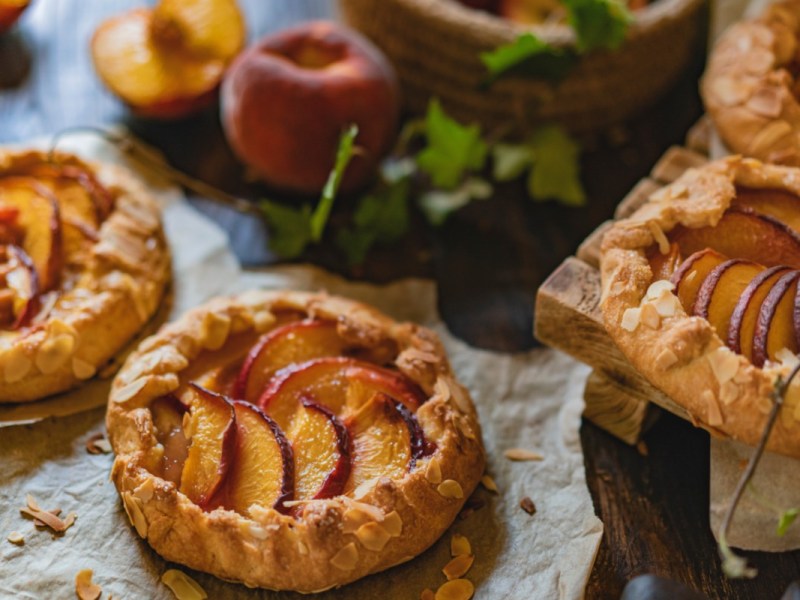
2 0 798 598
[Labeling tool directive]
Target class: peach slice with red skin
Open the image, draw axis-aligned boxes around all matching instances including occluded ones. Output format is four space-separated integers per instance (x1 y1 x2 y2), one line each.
753 270 800 367
226 400 294 515
693 259 764 344
648 242 682 281
290 397 351 500
733 188 800 234
670 249 727 314
150 395 189 485
4 244 40 329
728 266 791 360
179 384 236 509
669 208 800 270
258 357 425 434
234 320 349 403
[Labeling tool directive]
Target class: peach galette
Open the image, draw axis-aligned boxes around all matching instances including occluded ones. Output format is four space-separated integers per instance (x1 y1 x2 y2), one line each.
702 0 800 165
601 157 800 458
0 149 169 403
106 291 485 592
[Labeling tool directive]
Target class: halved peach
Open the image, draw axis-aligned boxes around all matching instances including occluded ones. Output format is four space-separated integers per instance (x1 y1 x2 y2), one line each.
648 242 682 281
0 177 62 291
150 395 189 484
91 0 245 119
0 0 29 33
752 270 800 367
694 259 764 343
734 188 800 234
227 400 294 515
728 265 791 360
258 357 425 434
670 208 800 269
290 398 351 500
179 383 236 508
344 393 411 495
4 244 39 329
670 249 728 313
234 320 349 402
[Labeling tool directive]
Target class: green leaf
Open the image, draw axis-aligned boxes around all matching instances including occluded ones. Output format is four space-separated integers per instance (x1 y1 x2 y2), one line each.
259 200 313 259
562 0 632 53
336 174 411 266
416 99 488 190
418 177 492 226
492 143 534 181
778 508 799 536
527 125 586 206
310 124 359 242
480 33 578 84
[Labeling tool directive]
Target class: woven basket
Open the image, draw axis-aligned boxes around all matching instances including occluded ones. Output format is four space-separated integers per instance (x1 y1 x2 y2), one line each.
338 0 705 134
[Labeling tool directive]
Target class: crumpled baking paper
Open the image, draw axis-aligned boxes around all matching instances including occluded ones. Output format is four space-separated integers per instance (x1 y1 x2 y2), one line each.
0 135 602 599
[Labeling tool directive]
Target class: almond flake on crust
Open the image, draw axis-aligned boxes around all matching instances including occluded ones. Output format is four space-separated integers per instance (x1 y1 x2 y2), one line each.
647 222 670 255
702 390 724 427
121 492 148 538
72 357 97 380
161 569 207 600
443 554 474 580
425 457 443 484
621 307 641 332
719 381 740 406
330 542 359 571
355 522 392 552
199 312 231 351
114 378 148 404
653 293 680 318
3 350 32 383
708 347 740 385
75 569 102 600
645 280 675 300
639 303 661 330
437 480 464 499
655 347 679 371
382 511 403 537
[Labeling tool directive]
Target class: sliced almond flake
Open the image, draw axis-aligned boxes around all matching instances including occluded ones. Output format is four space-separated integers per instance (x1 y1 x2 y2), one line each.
75 569 102 600
443 554 475 580
609 281 625 297
480 475 498 493
425 457 443 484
639 302 661 329
708 347 739 385
645 279 675 300
62 512 77 531
776 347 800 369
86 433 112 455
437 480 464 499
33 509 61 528
503 448 544 462
114 377 148 403
433 377 451 402
647 222 670 255
621 307 641 332
450 534 471 557
6 532 23 545
279 500 309 508
351 477 379 500
355 521 392 552
162 569 207 600
702 390 724 427
330 542 359 571
653 293 679 318
719 381 740 406
26 494 41 512
121 492 148 538
684 270 697 285
20 507 68 533
435 578 474 600
655 348 678 371
382 511 403 537
133 478 155 503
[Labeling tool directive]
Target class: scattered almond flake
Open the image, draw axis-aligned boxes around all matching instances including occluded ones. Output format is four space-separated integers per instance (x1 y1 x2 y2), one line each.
329 542 359 571
636 441 649 456
433 377 451 402
646 279 675 300
520 496 537 515
503 448 543 462
85 433 112 455
351 477 379 500
639 302 661 329
654 347 678 370
450 534 471 557
653 293 679 318
443 554 475 580
121 492 148 538
435 578 474 600
425 457 443 484
75 569 102 600
437 480 464 499
20 507 69 533
684 269 698 285
133 478 155 503
62 512 77 531
480 474 498 493
720 381 740 406
776 347 800 369
355 521 392 551
421 589 435 600
621 307 641 332
162 569 207 600
382 511 403 537
26 494 41 512
32 508 61 528
279 500 308 508
702 390 724 427
6 532 23 545
647 221 670 255
708 347 739 385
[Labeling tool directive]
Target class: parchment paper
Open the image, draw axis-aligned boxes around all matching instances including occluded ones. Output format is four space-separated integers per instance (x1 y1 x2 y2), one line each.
0 136 602 599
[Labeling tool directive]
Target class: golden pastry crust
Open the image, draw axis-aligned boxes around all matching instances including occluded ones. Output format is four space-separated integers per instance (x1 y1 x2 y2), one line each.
601 156 800 459
702 1 800 165
0 149 170 403
106 291 485 593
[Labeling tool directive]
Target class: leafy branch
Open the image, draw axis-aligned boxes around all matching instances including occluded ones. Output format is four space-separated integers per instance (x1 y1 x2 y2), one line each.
718 362 800 578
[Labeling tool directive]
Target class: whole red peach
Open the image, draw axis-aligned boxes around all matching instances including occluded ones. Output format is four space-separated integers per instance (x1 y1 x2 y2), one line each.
220 21 400 195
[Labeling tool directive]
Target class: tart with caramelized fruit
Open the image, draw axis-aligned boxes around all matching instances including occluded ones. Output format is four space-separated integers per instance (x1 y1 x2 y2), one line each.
702 0 800 165
601 157 800 458
0 149 169 402
106 291 485 592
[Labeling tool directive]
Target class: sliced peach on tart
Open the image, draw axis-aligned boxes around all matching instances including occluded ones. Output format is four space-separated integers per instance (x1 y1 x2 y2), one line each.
647 242 682 281
733 188 800 234
289 397 351 500
2 244 40 329
226 400 294 515
693 259 765 342
234 320 350 403
752 270 800 367
670 248 727 313
669 208 800 270
150 395 189 484
728 266 791 360
178 383 237 508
